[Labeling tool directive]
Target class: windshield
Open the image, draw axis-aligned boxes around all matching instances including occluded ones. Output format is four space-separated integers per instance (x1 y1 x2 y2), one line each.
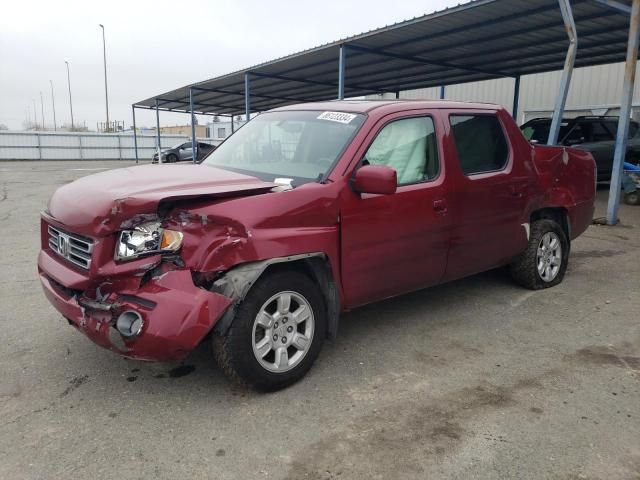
202 110 366 185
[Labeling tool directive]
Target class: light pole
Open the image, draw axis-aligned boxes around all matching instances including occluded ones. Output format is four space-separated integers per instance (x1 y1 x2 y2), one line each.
65 61 75 130
50 80 57 132
40 91 45 130
99 24 110 132
32 100 37 130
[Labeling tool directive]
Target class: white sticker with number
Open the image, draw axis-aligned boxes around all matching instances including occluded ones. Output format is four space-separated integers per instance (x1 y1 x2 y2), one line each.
317 111 357 124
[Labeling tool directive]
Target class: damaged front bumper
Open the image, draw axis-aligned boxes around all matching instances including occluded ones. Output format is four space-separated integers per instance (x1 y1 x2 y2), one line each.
38 249 233 361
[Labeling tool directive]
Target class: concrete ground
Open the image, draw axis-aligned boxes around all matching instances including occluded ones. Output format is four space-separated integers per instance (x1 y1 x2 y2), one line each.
0 161 638 480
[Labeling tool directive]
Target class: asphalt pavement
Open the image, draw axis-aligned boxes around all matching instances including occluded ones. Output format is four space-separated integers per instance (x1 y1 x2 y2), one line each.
0 161 638 479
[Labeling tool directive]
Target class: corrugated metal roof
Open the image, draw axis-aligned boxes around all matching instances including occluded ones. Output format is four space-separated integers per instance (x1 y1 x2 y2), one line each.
134 0 634 116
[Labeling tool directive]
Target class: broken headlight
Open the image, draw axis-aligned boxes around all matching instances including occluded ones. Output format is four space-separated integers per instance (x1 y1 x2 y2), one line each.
115 221 183 261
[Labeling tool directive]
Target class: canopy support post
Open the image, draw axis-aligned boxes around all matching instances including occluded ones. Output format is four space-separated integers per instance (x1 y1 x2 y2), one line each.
512 75 521 120
132 105 138 164
338 45 346 100
231 114 235 133
155 99 162 163
244 73 251 122
439 86 445 100
606 0 640 225
548 0 578 145
189 88 197 164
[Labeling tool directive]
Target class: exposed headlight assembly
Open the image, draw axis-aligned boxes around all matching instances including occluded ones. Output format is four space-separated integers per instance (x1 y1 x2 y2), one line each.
115 221 183 261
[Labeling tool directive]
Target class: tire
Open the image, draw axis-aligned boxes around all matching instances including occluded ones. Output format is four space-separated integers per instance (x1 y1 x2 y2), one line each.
509 219 569 290
625 191 640 205
212 270 326 391
166 154 178 163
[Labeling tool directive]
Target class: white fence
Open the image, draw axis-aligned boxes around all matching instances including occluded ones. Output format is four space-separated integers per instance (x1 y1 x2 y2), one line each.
0 131 220 161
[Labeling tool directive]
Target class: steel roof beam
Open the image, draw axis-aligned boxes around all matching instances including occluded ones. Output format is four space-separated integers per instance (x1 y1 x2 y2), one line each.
189 85 324 107
160 68 376 109
304 31 627 93
410 10 617 62
314 16 621 86
548 0 578 145
156 97 243 112
182 38 629 111
606 0 639 224
132 105 138 163
457 29 629 70
155 99 161 161
189 86 305 104
248 71 390 95
338 45 346 99
172 52 391 103
346 48 625 93
357 1 587 54
591 0 632 14
345 44 513 78
218 13 624 104
264 9 618 89
133 104 226 115
135 105 179 113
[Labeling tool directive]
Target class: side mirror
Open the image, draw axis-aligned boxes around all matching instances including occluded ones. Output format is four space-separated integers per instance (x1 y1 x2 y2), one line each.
353 165 397 195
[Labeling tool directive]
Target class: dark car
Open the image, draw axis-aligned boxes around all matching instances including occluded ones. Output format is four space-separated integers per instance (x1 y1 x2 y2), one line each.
152 141 216 163
520 116 640 182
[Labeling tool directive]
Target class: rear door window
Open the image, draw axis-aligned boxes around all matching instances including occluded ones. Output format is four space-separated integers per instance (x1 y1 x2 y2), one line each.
450 114 509 175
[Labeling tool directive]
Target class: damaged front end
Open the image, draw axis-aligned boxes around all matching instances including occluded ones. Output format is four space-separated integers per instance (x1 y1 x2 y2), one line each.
38 213 234 361
37 164 278 361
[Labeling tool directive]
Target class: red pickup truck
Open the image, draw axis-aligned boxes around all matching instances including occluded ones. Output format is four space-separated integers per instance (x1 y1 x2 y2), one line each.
38 100 596 391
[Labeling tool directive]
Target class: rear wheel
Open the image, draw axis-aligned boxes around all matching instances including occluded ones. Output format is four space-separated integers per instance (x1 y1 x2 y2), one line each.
625 191 640 205
509 219 569 290
212 270 326 391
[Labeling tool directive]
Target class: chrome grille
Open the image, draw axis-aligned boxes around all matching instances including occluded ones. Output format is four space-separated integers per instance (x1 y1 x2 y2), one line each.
48 225 94 270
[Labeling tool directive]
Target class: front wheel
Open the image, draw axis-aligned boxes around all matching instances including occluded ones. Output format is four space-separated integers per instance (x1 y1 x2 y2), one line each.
212 270 326 391
509 219 569 290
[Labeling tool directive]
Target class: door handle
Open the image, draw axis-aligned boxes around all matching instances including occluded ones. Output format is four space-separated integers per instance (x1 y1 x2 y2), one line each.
509 184 524 198
433 199 448 214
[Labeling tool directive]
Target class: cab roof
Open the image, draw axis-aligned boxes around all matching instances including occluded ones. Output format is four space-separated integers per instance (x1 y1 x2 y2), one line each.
271 99 502 114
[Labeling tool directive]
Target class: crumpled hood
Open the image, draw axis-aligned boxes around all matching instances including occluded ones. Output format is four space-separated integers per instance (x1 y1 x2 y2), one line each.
47 164 275 236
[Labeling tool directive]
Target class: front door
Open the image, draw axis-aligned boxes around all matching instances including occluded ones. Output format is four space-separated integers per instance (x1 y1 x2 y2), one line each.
340 112 450 308
179 144 192 161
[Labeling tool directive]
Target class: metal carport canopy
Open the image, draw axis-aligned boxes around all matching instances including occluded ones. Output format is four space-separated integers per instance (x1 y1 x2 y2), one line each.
134 0 633 116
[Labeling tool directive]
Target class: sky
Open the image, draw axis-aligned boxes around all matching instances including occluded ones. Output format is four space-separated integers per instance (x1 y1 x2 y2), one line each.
0 0 462 131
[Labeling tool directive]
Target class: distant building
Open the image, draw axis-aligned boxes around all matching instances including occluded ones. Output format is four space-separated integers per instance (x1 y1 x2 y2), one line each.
159 124 208 137
368 61 640 124
207 119 246 141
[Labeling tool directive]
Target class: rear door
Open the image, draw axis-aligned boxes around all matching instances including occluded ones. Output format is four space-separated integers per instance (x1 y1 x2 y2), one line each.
340 111 450 307
442 109 531 282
